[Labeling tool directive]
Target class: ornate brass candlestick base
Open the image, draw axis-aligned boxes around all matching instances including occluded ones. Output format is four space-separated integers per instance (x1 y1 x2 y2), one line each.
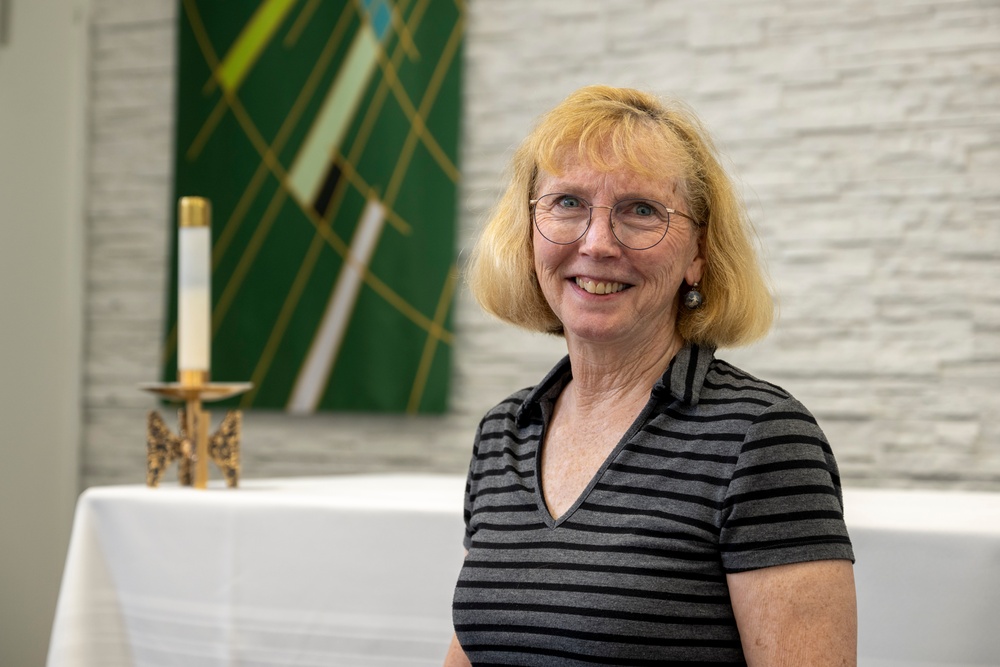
140 378 252 489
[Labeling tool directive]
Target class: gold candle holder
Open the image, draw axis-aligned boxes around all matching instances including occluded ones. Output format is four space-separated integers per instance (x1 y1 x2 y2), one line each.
140 378 252 489
142 195 252 489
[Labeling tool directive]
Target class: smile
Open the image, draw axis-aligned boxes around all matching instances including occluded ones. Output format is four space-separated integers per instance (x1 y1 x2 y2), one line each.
575 277 630 295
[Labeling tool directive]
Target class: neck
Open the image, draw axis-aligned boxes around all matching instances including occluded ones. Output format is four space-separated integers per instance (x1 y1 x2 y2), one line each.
563 332 686 410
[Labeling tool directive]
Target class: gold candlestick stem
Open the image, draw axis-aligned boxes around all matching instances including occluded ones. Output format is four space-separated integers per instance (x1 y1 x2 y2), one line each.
189 397 209 489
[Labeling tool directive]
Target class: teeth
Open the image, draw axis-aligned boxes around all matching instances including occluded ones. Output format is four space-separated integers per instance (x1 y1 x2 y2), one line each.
576 278 626 295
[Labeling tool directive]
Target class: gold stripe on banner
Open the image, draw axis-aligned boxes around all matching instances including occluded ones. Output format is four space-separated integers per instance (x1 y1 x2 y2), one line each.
239 229 327 408
408 265 458 413
283 0 321 47
212 188 287 337
382 13 464 208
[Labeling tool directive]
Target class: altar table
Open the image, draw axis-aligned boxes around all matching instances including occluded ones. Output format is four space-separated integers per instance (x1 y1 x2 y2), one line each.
46 475 467 667
848 487 1000 667
47 477 1000 666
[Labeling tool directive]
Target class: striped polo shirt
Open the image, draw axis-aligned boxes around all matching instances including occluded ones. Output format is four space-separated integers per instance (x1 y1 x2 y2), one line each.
453 344 854 666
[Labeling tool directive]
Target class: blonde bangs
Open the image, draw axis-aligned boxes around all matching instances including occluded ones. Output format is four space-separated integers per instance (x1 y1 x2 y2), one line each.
531 98 691 186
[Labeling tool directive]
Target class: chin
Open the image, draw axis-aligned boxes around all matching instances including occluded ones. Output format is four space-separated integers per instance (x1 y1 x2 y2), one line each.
563 320 630 345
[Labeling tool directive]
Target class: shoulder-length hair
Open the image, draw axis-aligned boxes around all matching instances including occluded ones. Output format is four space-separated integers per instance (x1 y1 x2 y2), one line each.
466 85 773 348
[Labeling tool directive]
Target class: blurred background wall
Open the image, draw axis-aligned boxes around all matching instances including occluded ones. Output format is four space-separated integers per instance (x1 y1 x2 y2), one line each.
83 0 1000 489
0 1 86 664
1 0 997 663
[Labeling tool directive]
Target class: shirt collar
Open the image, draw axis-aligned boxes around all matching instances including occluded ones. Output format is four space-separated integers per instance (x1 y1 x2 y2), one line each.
654 343 716 406
515 344 716 425
516 355 572 426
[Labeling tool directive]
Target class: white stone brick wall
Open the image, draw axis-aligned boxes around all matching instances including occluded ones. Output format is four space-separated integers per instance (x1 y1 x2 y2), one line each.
82 0 1000 489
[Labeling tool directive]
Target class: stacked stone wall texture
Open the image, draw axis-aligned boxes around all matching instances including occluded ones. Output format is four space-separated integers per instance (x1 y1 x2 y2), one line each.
83 0 1000 489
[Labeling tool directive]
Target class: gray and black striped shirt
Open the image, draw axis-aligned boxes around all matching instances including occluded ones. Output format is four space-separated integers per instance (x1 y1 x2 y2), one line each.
453 344 854 666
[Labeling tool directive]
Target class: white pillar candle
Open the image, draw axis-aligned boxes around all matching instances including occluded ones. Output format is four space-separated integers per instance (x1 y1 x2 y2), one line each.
178 198 211 376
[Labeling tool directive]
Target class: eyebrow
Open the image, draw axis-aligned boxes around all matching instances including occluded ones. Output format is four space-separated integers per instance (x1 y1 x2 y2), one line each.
541 184 668 203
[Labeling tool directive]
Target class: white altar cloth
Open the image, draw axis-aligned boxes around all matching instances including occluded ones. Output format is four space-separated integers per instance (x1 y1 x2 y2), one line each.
46 475 467 667
47 477 1000 666
847 488 1000 667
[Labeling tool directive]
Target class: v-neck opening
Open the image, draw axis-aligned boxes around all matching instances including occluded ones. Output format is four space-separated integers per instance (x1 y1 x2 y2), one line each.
535 391 660 528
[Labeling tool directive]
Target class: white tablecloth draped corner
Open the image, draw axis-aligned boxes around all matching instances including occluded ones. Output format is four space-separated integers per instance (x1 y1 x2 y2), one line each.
47 475 468 667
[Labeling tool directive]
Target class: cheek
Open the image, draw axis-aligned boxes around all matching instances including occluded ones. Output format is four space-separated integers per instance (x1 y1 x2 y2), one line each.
532 231 562 276
530 225 541 261
645 237 698 285
531 232 544 276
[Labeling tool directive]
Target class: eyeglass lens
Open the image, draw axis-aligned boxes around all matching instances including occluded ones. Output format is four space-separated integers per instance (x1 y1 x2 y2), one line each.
532 193 671 250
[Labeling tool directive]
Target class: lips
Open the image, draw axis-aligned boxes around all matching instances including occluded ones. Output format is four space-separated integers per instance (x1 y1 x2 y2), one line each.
574 277 630 295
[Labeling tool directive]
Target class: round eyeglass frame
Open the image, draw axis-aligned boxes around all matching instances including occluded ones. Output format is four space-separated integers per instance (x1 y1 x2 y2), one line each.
529 193 698 250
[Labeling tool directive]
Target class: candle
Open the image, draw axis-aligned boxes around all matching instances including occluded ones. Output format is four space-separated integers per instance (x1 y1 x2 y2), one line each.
178 197 211 385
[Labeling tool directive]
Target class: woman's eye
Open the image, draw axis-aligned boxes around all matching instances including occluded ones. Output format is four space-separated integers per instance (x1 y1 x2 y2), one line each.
634 202 654 216
558 196 581 209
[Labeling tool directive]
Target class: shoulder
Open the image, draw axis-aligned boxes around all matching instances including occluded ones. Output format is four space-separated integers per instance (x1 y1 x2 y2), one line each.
479 385 534 425
471 383 545 463
465 385 542 503
474 385 536 443
475 355 570 438
664 353 809 435
664 344 799 420
702 357 829 451
701 356 794 409
667 353 834 464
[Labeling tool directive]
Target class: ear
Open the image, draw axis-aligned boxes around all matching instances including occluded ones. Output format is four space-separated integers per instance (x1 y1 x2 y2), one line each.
684 239 705 286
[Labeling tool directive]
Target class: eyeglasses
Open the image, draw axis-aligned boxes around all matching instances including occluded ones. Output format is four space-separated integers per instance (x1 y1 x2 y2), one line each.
529 193 697 250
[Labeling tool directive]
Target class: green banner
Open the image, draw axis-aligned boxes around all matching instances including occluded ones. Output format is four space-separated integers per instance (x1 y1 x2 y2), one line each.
165 0 463 413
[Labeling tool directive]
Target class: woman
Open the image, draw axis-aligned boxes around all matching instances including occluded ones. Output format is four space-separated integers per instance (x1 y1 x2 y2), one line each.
445 86 856 666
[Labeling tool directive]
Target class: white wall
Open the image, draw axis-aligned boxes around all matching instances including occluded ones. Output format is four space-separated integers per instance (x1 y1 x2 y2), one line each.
0 0 88 663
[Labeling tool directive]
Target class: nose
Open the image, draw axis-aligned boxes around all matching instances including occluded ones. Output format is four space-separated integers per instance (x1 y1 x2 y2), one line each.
579 205 620 257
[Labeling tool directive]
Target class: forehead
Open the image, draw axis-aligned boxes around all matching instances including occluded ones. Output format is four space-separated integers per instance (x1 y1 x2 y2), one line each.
537 155 682 201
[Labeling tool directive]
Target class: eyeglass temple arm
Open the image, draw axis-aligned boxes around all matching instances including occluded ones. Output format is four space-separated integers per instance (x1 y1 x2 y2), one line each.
666 208 699 223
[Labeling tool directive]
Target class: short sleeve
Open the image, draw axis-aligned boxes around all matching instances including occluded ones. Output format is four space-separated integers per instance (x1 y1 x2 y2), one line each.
462 419 484 551
719 397 855 572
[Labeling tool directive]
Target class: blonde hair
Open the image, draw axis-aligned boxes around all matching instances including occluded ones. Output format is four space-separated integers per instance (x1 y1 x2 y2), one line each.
467 85 773 347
